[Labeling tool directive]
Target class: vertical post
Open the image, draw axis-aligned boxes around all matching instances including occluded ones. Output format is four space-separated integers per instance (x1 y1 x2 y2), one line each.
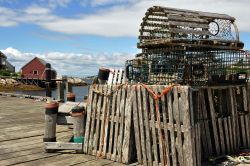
57 82 64 102
98 68 110 84
67 92 76 102
44 101 59 152
65 76 73 93
72 106 85 153
45 63 52 97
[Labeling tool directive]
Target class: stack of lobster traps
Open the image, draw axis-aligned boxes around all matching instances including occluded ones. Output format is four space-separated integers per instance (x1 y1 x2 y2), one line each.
126 6 249 86
45 6 250 166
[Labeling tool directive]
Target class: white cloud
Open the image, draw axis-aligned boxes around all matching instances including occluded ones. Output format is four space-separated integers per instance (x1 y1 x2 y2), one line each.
25 5 51 15
47 0 72 8
0 0 250 37
0 7 18 27
1 47 134 76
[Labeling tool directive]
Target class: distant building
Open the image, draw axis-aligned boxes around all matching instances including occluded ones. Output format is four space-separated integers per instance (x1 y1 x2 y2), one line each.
20 57 57 79
0 51 15 72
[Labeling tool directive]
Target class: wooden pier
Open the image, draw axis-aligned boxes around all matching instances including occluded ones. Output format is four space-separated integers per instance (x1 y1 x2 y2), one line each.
0 95 139 166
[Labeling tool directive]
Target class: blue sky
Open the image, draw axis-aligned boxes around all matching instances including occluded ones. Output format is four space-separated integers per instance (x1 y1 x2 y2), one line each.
0 0 249 77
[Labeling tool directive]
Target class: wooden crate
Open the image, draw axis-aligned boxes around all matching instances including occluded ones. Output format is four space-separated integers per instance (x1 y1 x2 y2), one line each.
198 84 250 160
132 85 201 166
83 84 250 166
83 84 135 164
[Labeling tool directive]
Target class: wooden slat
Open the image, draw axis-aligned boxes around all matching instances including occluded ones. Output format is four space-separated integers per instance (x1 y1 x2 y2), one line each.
117 86 127 162
223 117 231 154
121 70 126 84
199 91 210 158
122 86 133 164
196 123 201 166
168 20 209 29
100 85 112 157
113 69 119 85
245 115 250 148
233 88 240 150
167 14 209 23
229 88 237 151
107 86 118 159
159 86 170 166
84 86 96 153
154 86 165 165
228 117 234 153
132 86 142 163
107 69 114 85
187 90 196 166
137 85 147 165
174 87 184 166
207 88 220 155
94 85 107 155
111 84 123 160
117 69 123 84
169 27 210 36
167 90 177 166
141 87 153 166
218 118 225 154
240 116 247 148
148 87 159 166
184 87 195 166
91 85 103 155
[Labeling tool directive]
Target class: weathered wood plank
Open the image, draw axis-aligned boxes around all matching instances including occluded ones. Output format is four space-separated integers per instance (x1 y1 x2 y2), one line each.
200 90 213 156
116 86 127 162
228 117 234 153
174 87 184 166
167 89 177 166
223 117 231 154
218 118 225 154
137 85 147 165
97 85 109 157
132 86 142 164
141 86 153 166
93 85 106 155
245 114 250 148
14 154 95 166
87 85 100 154
122 86 133 164
184 87 195 166
159 86 170 166
111 84 123 160
113 69 119 85
102 85 113 158
154 86 165 166
117 69 123 84
207 88 220 155
84 86 95 153
148 86 159 166
240 116 247 148
107 69 114 85
107 86 118 159
229 88 237 151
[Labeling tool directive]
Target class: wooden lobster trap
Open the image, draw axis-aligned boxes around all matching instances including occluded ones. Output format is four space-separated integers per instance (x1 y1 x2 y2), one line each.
126 6 249 86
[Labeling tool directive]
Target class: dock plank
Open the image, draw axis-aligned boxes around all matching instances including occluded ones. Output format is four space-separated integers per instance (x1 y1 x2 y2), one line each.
0 96 132 166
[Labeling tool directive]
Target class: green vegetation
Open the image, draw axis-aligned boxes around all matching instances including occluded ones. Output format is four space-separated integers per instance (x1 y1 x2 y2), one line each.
0 69 21 78
0 69 11 76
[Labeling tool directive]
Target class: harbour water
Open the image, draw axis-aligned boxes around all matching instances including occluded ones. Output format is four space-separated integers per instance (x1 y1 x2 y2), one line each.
13 86 89 102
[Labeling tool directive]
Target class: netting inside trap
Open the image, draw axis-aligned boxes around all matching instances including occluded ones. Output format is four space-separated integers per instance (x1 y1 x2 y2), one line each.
126 47 248 85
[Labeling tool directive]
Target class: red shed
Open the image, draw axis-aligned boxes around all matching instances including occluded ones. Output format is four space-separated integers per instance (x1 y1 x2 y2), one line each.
20 57 56 79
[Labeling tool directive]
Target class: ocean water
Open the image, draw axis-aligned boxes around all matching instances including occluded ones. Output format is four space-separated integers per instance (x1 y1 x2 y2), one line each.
14 86 89 102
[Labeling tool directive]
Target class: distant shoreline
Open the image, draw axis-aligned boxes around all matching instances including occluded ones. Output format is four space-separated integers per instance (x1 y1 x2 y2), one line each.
0 84 45 91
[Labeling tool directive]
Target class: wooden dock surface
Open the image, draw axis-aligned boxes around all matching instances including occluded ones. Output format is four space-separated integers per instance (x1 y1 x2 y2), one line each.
0 96 138 166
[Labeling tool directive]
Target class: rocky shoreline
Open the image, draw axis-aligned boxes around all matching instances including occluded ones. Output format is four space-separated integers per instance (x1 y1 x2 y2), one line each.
0 77 88 91
0 78 44 91
67 77 88 86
